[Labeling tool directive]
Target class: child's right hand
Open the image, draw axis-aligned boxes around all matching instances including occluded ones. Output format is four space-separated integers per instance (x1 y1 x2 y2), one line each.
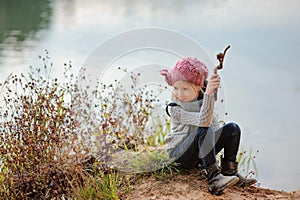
205 74 221 95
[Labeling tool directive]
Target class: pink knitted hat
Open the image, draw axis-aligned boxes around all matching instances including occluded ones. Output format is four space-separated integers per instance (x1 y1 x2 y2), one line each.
160 57 209 87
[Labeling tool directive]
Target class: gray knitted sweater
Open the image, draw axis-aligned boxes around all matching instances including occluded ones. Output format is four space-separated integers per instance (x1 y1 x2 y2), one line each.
165 93 221 150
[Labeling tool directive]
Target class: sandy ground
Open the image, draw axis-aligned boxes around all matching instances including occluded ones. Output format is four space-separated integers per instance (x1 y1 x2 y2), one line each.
122 169 300 200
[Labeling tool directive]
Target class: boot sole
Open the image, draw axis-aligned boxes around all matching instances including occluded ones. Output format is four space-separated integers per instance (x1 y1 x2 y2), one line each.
209 177 239 195
238 179 257 187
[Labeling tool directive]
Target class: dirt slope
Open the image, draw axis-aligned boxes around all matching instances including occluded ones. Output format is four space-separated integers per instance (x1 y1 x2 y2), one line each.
123 170 300 200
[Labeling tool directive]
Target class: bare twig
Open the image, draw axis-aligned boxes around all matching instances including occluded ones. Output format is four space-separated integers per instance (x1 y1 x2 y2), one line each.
214 45 231 74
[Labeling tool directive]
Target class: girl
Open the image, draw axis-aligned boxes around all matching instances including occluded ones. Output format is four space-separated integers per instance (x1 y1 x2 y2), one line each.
160 57 256 195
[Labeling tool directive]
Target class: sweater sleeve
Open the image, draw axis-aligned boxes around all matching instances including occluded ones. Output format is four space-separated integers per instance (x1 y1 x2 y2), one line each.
169 93 215 127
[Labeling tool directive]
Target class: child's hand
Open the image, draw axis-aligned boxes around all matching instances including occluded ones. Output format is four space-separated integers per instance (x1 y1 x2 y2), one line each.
205 74 221 95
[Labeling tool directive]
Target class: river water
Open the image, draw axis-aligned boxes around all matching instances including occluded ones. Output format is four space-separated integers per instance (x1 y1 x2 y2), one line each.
1 0 300 191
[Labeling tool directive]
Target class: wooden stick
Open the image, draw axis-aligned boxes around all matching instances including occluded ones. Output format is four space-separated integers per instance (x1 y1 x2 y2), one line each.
213 45 230 101
214 45 231 74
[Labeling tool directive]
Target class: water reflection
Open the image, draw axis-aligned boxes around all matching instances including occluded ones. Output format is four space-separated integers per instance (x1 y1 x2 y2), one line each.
0 0 52 62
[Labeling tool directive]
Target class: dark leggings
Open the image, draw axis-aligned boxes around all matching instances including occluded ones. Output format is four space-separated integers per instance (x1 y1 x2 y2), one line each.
171 123 241 169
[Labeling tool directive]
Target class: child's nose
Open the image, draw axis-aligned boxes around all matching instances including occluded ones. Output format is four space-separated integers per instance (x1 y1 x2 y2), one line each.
175 90 181 97
178 91 184 97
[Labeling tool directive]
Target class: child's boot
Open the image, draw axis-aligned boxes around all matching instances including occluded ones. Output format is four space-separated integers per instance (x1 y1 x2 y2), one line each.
205 163 239 195
221 157 257 187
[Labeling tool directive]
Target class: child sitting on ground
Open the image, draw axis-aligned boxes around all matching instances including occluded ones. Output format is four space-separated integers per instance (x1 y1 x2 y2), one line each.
160 57 256 195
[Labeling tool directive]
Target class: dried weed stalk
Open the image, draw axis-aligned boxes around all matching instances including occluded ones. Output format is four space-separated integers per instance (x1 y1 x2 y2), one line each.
0 50 167 199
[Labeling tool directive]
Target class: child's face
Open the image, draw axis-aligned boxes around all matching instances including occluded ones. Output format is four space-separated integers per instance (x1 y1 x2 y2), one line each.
173 80 201 102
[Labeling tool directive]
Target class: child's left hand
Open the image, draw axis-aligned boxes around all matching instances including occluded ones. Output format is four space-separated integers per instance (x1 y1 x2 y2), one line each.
205 74 221 95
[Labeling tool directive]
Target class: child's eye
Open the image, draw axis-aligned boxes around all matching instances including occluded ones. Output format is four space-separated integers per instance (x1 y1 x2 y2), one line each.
183 88 188 91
